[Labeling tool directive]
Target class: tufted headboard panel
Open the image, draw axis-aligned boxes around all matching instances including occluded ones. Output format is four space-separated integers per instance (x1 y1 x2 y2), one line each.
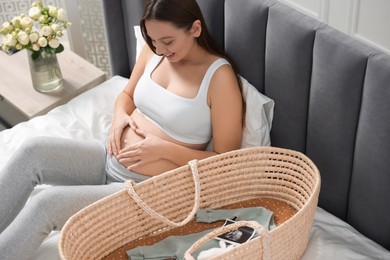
102 0 390 250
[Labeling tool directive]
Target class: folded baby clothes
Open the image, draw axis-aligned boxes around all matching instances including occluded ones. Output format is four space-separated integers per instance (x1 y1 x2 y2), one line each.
126 207 275 260
196 207 276 230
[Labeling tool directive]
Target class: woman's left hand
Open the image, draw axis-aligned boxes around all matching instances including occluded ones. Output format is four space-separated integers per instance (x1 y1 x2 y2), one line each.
116 128 166 170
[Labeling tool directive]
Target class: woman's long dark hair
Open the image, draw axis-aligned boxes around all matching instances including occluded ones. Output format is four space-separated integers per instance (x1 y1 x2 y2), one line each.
140 0 243 93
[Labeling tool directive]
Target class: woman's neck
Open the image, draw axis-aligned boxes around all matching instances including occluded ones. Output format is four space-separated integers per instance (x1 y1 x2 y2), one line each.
178 42 211 66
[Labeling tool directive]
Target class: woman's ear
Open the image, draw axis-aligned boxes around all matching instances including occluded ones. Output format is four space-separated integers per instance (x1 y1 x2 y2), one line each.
191 20 202 37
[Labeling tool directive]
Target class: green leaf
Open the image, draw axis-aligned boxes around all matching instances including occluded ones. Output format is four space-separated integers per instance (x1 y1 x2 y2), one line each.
31 51 41 60
44 46 55 54
55 44 64 54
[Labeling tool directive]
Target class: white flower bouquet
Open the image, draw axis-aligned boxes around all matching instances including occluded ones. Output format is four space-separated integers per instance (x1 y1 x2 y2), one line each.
0 1 71 60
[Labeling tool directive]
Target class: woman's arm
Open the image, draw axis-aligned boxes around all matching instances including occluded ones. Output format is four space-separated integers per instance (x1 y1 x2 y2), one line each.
107 45 153 155
207 64 243 154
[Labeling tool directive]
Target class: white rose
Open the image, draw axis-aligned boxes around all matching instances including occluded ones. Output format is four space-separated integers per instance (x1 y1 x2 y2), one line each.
51 24 61 32
37 37 47 47
29 6 41 20
32 43 40 51
20 16 33 29
29 32 39 42
48 6 58 17
3 34 16 47
57 8 68 22
48 38 60 49
1 45 9 52
11 16 21 26
17 31 29 45
2 22 13 32
41 25 53 37
15 43 23 50
38 15 46 23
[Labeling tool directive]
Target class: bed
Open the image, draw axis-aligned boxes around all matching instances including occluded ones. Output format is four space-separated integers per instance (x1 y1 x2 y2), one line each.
1 0 390 259
0 78 388 259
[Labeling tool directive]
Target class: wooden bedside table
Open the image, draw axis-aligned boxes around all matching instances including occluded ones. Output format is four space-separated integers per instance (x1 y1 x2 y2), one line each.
0 49 106 127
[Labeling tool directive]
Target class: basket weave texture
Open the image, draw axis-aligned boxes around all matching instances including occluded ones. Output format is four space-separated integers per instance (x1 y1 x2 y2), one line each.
59 146 320 260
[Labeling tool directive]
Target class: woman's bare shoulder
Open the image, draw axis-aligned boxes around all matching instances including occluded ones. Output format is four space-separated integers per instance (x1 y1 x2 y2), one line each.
137 44 156 66
210 61 239 92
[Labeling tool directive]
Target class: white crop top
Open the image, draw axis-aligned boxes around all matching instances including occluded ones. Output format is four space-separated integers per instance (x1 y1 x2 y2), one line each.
133 54 230 144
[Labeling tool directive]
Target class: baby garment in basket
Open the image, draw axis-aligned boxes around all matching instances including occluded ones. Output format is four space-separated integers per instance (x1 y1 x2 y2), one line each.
126 207 275 260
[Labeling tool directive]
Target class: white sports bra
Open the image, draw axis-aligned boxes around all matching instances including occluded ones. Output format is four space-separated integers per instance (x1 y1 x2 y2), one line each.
133 54 230 144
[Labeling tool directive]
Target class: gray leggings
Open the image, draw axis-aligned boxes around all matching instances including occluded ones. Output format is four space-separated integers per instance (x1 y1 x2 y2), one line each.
0 136 150 259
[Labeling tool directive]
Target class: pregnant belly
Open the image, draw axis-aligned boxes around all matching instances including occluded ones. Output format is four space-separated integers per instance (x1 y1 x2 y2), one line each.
119 110 206 176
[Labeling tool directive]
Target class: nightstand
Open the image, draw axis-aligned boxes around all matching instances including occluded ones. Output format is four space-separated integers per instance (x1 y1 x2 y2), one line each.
0 49 106 127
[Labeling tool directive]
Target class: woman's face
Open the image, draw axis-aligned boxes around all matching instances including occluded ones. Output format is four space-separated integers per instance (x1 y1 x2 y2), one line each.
145 19 200 62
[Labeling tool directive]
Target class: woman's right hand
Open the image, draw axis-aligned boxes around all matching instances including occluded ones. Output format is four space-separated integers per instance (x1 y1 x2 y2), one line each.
108 113 137 156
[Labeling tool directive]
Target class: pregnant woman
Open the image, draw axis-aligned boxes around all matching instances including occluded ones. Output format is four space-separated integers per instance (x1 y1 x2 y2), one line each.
0 0 243 258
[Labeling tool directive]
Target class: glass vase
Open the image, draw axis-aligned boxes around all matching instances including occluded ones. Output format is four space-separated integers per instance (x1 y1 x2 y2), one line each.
28 50 63 93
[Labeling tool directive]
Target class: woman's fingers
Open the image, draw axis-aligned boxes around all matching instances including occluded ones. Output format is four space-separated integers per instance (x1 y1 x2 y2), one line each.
108 128 123 156
114 129 123 154
133 128 146 137
127 160 146 170
117 150 140 165
129 119 138 130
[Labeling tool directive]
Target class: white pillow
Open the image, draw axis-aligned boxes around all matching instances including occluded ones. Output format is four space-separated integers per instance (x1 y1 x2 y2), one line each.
133 26 274 148
134 26 145 60
240 76 274 147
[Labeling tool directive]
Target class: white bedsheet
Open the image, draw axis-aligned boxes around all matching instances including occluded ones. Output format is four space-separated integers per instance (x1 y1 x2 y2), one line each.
1 76 389 259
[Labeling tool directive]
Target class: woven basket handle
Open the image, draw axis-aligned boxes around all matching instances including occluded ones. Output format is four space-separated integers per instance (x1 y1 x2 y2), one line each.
125 159 201 227
184 221 271 260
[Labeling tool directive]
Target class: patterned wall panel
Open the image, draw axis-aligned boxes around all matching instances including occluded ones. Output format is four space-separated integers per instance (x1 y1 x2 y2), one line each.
78 0 111 77
0 0 62 22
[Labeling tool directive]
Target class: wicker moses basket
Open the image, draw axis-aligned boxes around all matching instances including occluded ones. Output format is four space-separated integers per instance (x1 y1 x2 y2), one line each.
59 146 320 260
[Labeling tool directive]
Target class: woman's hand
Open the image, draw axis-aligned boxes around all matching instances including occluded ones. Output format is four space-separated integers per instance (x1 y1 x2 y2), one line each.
116 128 167 170
108 114 138 156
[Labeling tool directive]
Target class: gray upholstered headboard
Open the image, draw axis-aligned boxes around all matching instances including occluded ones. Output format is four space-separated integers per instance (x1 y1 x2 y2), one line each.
102 0 390 250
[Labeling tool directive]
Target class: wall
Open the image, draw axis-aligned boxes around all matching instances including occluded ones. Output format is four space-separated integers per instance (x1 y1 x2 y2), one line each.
63 0 111 77
1 0 389 78
280 0 390 54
